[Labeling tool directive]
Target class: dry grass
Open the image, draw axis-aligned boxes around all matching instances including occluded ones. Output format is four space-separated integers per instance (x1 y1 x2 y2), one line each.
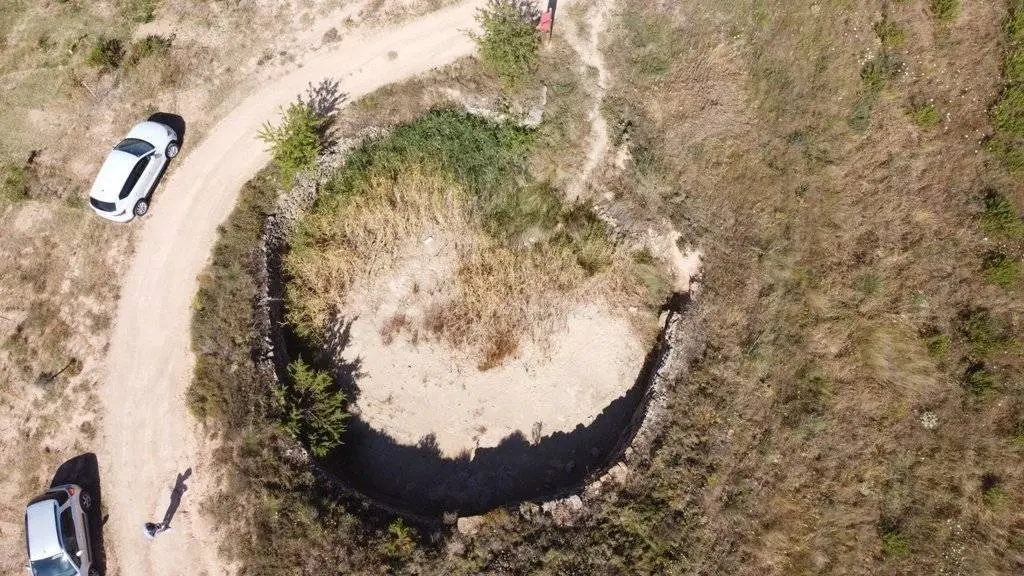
286 163 636 368
568 0 1024 573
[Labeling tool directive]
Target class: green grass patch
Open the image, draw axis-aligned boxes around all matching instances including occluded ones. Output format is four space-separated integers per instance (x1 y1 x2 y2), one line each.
910 102 940 128
318 109 535 236
959 307 1013 358
874 16 906 48
882 530 910 557
1 161 30 203
125 34 171 67
982 251 1020 288
930 0 960 24
122 0 158 23
980 191 1024 237
992 0 1024 170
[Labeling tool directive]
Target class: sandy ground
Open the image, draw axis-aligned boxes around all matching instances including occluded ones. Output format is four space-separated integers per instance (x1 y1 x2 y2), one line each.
342 235 649 457
98 3 485 575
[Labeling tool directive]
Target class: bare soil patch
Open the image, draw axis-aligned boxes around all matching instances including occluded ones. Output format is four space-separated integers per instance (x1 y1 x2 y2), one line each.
339 233 650 458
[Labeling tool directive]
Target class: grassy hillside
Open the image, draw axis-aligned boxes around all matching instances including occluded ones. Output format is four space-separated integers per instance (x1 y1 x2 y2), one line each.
189 1 1024 575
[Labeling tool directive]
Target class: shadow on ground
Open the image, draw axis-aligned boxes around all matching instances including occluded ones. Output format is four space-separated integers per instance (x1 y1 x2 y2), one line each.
50 453 107 575
144 112 187 215
297 308 674 517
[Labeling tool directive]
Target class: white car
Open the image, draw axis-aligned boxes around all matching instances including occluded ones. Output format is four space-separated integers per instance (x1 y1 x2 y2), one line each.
88 121 179 222
24 484 98 576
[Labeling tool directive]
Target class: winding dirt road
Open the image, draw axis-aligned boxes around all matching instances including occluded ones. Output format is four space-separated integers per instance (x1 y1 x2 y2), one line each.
98 4 484 575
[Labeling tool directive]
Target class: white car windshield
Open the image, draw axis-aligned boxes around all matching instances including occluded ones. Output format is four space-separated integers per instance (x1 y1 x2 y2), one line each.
114 138 154 157
30 553 77 576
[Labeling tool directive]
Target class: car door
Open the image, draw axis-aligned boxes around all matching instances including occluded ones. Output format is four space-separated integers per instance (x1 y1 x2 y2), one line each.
58 505 83 568
134 149 165 201
118 154 153 205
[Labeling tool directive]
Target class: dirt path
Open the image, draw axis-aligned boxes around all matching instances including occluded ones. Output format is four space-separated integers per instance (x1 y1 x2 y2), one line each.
98 4 484 575
563 0 614 202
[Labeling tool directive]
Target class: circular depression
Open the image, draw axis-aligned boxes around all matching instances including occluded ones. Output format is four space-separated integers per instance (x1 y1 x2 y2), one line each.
273 236 667 516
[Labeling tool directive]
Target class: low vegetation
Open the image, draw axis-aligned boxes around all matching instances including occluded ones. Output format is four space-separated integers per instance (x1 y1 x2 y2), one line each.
287 109 645 368
992 0 1024 171
189 0 1024 575
471 0 541 88
258 102 325 187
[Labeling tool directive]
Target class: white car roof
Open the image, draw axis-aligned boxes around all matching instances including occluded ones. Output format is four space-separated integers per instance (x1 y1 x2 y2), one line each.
25 500 62 561
89 150 138 203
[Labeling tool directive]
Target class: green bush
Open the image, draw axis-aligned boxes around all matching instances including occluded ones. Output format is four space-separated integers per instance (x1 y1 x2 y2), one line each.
278 359 349 458
1 162 30 203
472 0 541 88
982 251 1020 288
258 102 324 187
86 37 124 70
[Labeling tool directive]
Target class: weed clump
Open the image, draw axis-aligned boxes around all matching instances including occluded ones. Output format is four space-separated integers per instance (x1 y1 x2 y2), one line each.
126 35 171 67
1 161 30 203
982 251 1020 288
980 191 1024 237
123 0 158 23
930 0 960 24
472 0 541 88
910 102 940 128
86 37 124 70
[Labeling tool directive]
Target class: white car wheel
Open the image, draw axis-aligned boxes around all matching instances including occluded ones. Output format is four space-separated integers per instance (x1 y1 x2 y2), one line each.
80 491 93 510
166 141 179 159
134 199 149 217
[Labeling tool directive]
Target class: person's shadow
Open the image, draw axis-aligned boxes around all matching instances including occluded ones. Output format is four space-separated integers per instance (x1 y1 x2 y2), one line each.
161 468 191 528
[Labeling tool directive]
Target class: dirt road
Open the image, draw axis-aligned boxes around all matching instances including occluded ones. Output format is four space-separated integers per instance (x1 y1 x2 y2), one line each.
98 3 484 575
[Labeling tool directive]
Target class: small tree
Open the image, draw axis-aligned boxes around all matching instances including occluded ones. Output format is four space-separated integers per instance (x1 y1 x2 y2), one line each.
472 0 541 88
258 102 324 187
278 358 349 457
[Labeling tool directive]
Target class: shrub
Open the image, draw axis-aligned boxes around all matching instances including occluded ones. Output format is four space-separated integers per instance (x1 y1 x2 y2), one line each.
258 102 324 187
982 251 1020 288
86 37 124 70
910 102 940 128
126 34 171 67
1 161 30 202
980 191 1024 237
930 0 960 24
278 359 349 458
472 0 541 88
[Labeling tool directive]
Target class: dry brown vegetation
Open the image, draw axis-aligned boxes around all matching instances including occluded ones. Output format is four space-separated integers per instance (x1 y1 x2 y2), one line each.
285 115 651 369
